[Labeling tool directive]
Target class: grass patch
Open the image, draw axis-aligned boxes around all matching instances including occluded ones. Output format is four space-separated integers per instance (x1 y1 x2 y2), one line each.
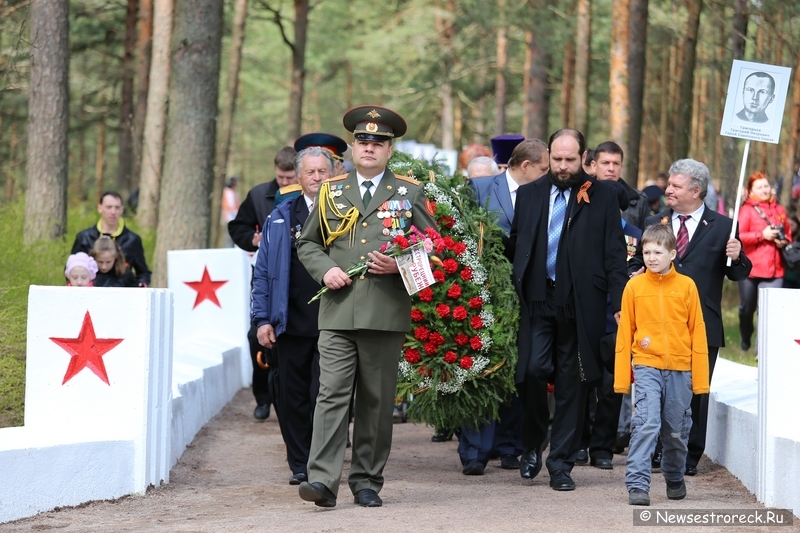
0 200 154 428
720 279 758 368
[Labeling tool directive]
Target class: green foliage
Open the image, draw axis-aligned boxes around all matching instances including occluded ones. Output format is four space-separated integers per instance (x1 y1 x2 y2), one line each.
389 152 518 430
0 199 154 428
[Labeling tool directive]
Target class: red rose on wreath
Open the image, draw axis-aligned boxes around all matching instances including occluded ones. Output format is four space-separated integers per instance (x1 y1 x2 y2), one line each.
394 235 410 249
411 308 425 322
460 356 473 370
469 297 483 309
442 258 459 274
454 333 470 346
444 351 458 364
447 283 462 299
429 332 445 346
405 348 421 363
470 335 482 351
433 270 446 283
419 287 434 302
470 315 483 329
460 267 473 281
435 303 451 318
440 215 455 229
453 305 468 321
443 236 455 250
424 342 438 355
453 242 467 255
414 326 430 341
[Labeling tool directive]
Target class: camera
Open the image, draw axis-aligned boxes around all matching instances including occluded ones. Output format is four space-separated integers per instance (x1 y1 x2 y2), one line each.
773 225 786 241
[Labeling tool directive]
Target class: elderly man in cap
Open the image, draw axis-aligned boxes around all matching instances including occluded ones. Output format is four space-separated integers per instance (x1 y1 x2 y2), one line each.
491 134 525 172
296 105 437 508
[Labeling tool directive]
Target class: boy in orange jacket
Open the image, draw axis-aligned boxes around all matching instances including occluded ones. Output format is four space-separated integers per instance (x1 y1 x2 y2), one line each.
614 224 709 506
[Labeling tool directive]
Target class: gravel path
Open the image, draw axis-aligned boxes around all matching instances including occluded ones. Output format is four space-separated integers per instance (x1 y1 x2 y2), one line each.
2 388 796 533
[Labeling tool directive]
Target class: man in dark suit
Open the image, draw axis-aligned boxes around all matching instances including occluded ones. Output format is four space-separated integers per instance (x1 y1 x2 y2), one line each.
228 146 297 420
637 158 752 476
591 141 649 230
509 128 628 491
252 147 327 486
457 139 549 475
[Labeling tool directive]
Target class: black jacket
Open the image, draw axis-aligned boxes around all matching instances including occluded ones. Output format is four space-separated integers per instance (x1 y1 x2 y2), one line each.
94 268 138 288
619 179 650 230
228 180 280 252
71 224 151 286
632 208 752 348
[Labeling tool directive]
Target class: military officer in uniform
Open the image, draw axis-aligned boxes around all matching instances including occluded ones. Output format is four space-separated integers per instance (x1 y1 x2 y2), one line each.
296 105 437 508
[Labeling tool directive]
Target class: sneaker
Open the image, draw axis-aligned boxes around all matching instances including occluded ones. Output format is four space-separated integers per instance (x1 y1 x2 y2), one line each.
629 488 650 506
666 479 686 500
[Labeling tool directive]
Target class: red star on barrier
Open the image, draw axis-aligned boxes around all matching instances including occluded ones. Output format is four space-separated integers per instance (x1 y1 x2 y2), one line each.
184 266 228 309
50 311 124 385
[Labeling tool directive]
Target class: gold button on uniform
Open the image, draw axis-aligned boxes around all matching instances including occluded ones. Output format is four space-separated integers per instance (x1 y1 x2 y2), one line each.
361 239 367 244
362 222 368 228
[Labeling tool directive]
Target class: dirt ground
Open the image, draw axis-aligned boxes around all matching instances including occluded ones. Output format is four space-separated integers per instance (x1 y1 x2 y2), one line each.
3 388 796 533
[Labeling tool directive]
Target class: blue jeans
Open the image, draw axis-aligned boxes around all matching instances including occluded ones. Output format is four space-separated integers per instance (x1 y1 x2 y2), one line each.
625 366 693 492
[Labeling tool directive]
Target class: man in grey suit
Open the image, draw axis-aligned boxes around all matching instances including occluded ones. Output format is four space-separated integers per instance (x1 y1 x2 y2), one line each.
296 106 437 508
456 139 549 475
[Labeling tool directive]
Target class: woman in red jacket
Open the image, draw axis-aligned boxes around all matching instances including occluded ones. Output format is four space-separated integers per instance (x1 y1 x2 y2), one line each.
737 171 793 351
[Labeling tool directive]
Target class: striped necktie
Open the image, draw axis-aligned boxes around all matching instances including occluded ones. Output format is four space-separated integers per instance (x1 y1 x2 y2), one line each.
546 190 566 280
676 215 690 258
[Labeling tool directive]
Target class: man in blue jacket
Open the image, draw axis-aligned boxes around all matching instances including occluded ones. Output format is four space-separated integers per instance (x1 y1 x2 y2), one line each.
252 147 330 485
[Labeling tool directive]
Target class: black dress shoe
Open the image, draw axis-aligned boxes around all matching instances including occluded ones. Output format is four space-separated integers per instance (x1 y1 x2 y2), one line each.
612 432 631 454
298 481 336 508
354 489 382 507
590 457 613 470
519 450 542 480
253 403 270 420
741 339 751 351
500 455 520 470
549 469 575 491
289 472 307 485
462 459 485 475
651 450 662 471
431 429 454 442
685 464 698 476
575 449 589 465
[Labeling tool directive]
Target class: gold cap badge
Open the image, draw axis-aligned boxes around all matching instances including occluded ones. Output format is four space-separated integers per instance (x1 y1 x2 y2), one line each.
367 109 381 119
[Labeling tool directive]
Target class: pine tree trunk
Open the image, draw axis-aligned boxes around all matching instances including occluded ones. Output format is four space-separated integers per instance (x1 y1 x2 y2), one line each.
436 0 456 150
722 0 747 194
95 106 107 202
152 0 223 288
522 29 548 140
626 0 647 187
494 24 508 135
560 38 575 127
211 0 249 247
574 0 591 136
137 0 173 230
117 0 139 195
286 0 308 143
609 0 630 172
780 51 800 208
24 0 69 244
131 0 153 192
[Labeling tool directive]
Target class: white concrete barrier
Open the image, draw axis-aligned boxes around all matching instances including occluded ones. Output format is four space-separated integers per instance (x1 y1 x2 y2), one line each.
0 286 173 523
757 288 800 514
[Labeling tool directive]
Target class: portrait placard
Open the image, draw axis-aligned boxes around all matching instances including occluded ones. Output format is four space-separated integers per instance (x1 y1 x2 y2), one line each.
720 60 792 144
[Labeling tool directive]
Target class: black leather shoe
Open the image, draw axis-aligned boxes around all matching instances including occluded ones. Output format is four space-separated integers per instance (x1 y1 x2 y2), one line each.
549 469 575 491
685 464 698 476
590 457 613 470
462 459 485 475
575 449 588 465
431 429 454 442
519 450 542 480
651 451 662 471
612 432 631 454
299 481 336 508
500 455 520 469
289 473 307 485
253 404 270 420
354 489 382 507
741 339 751 351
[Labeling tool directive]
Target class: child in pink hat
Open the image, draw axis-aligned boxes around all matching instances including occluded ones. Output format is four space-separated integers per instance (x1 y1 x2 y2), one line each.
65 252 98 287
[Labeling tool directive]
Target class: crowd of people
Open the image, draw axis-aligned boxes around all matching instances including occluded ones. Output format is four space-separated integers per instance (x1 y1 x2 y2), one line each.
57 103 800 509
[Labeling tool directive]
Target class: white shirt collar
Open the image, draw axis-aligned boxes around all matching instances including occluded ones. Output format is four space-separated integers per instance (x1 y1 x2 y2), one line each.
304 194 314 211
357 170 385 189
505 169 520 195
672 203 705 222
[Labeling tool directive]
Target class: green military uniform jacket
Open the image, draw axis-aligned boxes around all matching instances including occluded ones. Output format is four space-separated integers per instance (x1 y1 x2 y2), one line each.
297 169 437 332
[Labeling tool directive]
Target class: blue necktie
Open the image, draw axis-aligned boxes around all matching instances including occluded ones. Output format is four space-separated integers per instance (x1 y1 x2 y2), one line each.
547 191 566 281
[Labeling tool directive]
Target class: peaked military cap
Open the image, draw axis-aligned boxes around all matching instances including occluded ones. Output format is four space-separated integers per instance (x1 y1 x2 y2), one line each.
490 134 525 166
343 105 407 141
294 132 348 160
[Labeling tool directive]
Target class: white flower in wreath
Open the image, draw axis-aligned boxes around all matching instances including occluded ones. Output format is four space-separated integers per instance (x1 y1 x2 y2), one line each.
397 186 408 196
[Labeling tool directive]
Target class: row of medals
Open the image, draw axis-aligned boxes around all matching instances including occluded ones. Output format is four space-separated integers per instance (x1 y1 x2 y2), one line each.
377 200 412 237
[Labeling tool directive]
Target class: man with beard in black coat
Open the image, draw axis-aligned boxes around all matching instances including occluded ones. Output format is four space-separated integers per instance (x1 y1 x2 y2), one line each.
508 128 628 491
